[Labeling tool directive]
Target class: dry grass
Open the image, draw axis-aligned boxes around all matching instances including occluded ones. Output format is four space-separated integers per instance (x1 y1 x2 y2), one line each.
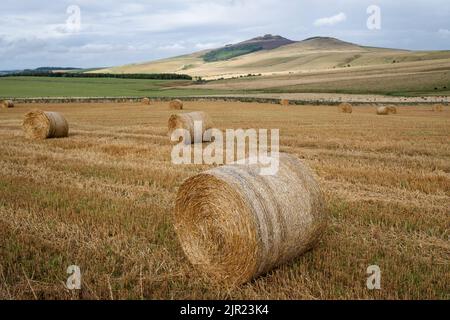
432 104 444 112
0 101 449 300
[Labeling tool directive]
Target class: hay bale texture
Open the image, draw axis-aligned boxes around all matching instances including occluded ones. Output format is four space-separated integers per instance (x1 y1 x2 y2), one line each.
338 103 353 113
23 110 69 140
1 100 14 108
168 111 214 144
387 106 397 114
142 97 151 105
174 153 327 284
169 99 183 110
432 104 444 112
376 106 390 115
280 99 290 106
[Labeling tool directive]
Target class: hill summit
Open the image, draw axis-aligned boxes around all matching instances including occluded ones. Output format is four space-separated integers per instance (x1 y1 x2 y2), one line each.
202 34 295 62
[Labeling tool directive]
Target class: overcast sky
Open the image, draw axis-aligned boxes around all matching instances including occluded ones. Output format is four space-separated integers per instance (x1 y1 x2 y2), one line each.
1 0 449 70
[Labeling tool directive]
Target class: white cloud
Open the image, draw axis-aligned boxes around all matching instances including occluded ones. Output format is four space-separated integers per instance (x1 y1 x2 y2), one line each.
438 29 450 37
314 12 347 27
0 0 449 69
157 43 186 51
70 44 136 54
195 42 222 50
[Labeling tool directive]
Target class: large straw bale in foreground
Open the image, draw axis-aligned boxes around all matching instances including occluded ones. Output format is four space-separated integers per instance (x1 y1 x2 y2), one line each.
0 100 14 108
23 110 69 140
174 153 327 284
338 103 353 113
168 111 214 144
169 99 184 110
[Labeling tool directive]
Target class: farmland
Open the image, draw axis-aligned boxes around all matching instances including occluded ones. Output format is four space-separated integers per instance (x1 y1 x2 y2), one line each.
0 77 234 98
187 58 450 97
0 101 448 299
2 55 449 100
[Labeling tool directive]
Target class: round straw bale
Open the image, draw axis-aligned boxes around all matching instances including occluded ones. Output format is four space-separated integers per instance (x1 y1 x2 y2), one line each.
376 106 389 115
432 104 444 112
168 111 214 144
280 99 290 106
0 100 14 108
142 97 151 105
386 106 397 114
23 110 69 140
169 99 183 110
174 153 327 284
338 103 352 113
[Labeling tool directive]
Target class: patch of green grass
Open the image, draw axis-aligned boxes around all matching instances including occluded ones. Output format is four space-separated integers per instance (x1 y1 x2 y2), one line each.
203 44 262 62
0 76 233 98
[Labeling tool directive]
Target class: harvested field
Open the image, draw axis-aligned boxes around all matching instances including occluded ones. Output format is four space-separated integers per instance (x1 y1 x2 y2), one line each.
0 101 449 299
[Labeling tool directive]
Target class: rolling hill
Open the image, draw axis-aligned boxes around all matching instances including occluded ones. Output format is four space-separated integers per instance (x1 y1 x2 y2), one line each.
94 35 450 81
202 34 295 62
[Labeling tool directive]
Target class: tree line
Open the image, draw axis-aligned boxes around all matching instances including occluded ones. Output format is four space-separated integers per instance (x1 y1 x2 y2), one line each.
0 71 192 80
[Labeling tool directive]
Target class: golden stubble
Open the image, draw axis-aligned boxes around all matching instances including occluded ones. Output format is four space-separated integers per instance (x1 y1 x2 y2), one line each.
0 101 448 299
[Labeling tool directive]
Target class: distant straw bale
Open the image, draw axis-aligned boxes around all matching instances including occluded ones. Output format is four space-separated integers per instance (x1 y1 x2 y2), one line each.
23 110 69 140
376 106 389 115
386 106 398 114
432 104 444 112
0 100 14 108
338 103 353 113
169 99 184 110
168 111 214 144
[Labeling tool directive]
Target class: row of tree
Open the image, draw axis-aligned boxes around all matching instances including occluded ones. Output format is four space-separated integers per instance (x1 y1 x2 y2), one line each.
0 71 192 80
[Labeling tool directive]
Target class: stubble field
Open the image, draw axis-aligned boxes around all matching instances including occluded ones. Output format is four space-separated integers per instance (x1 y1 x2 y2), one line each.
0 101 448 299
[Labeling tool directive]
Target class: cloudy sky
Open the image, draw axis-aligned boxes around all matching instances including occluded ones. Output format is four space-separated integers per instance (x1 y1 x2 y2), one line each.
1 0 449 70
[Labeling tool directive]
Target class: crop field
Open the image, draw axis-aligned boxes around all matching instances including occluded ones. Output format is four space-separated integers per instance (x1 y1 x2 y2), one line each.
2 58 450 100
0 101 449 299
190 59 450 97
0 77 233 98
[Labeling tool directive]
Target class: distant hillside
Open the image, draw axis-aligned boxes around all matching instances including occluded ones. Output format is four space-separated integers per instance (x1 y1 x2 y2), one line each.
34 67 81 72
1 67 80 75
202 34 295 62
95 35 450 79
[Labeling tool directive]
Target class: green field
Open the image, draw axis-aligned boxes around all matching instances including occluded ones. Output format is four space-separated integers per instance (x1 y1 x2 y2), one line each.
2 70 449 98
256 71 450 97
202 44 262 62
0 77 231 98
